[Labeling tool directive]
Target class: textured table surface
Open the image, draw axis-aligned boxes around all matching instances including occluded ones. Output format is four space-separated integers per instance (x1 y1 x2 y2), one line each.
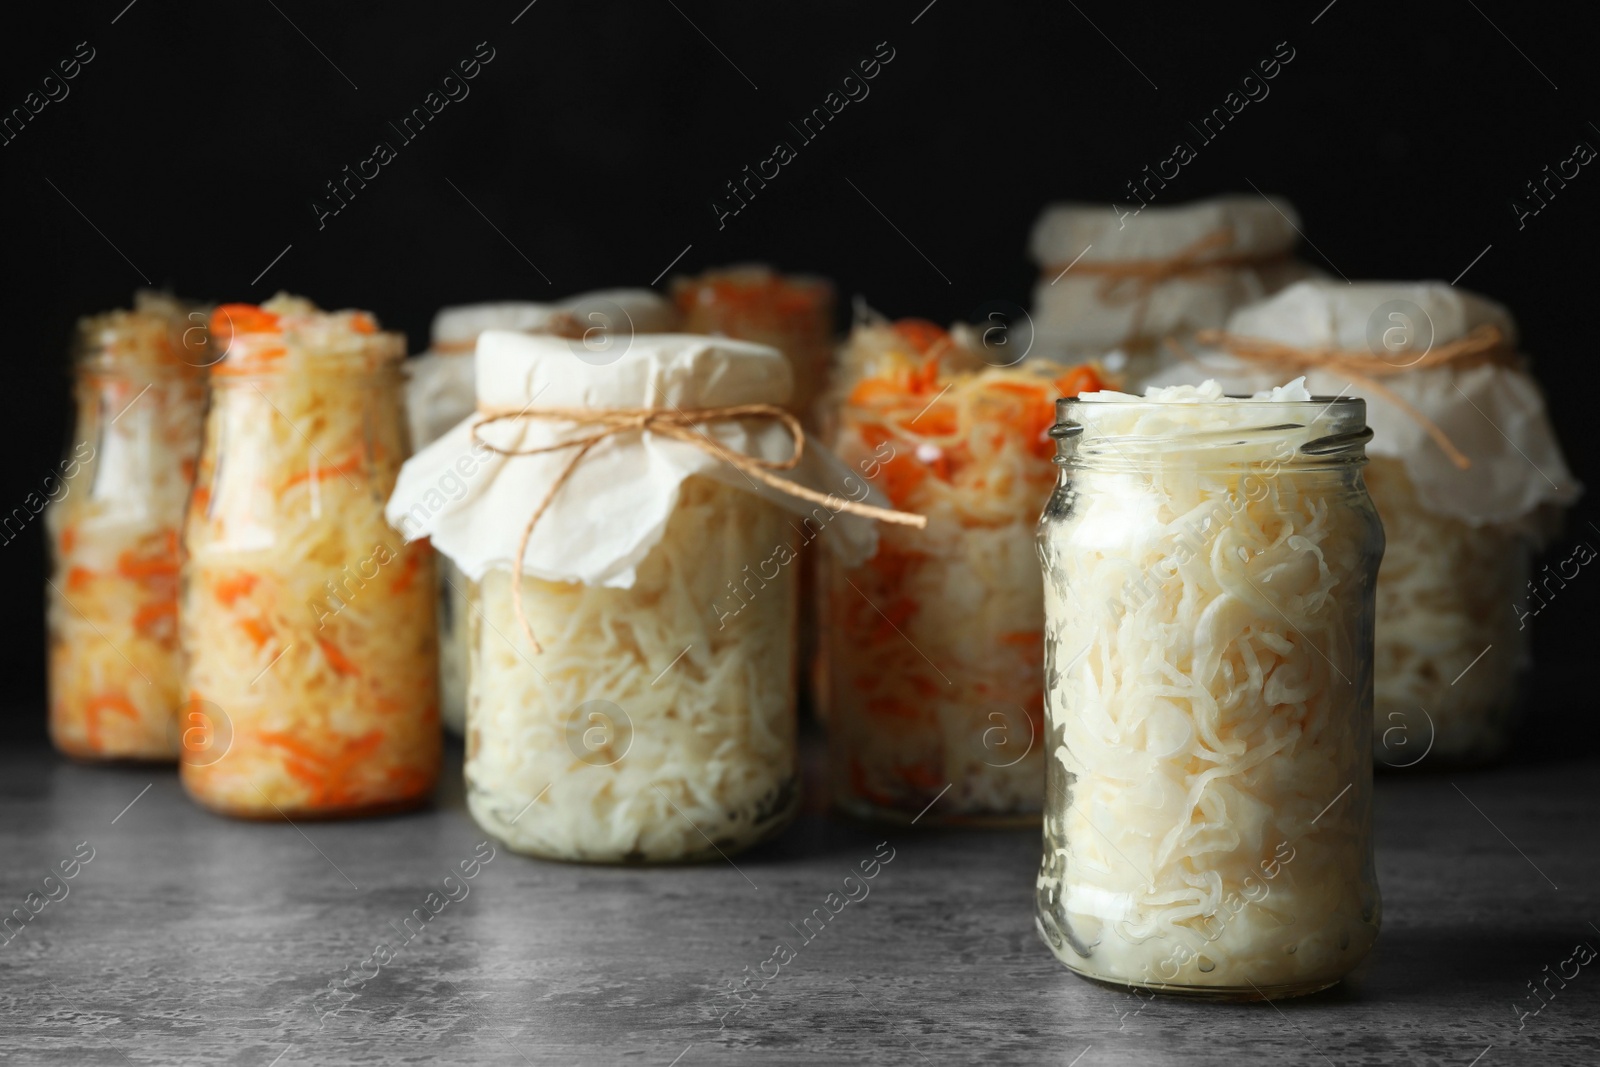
1 722 1597 1067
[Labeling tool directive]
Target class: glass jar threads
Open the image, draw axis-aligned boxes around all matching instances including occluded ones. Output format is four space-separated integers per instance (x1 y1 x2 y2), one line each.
1035 379 1383 999
825 318 1107 824
46 293 207 760
389 332 896 862
181 295 439 818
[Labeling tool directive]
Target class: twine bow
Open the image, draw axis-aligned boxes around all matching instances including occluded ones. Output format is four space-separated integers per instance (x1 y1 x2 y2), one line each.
1179 323 1519 470
471 403 927 653
1044 229 1289 348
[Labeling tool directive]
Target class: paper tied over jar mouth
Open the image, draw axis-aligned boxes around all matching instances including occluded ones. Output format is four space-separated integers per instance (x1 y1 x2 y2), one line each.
1147 280 1581 526
386 332 901 592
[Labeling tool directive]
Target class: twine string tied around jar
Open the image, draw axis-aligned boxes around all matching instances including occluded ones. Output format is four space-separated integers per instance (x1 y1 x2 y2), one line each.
471 402 928 653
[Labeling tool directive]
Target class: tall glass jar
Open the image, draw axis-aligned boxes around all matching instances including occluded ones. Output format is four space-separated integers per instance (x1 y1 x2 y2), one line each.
1035 382 1383 1000
825 318 1106 824
46 295 206 760
181 296 439 819
465 476 799 863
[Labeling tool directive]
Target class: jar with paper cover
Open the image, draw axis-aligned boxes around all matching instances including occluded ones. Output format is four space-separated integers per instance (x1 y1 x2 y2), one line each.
1148 281 1580 766
388 332 919 863
1025 196 1318 385
403 290 680 736
1036 379 1383 999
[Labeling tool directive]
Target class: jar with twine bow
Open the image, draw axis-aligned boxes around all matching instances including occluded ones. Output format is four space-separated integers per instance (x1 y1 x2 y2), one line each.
386 331 922 862
403 289 679 737
1027 196 1318 385
1149 280 1581 765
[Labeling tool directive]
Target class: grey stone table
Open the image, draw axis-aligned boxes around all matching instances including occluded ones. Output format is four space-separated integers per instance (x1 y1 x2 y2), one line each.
2 718 1597 1067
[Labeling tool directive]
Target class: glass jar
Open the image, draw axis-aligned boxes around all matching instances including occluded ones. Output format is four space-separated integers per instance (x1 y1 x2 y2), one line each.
465 475 799 862
825 319 1107 824
181 296 439 818
1365 458 1530 766
672 265 835 426
46 296 206 760
1035 383 1383 1000
409 293 682 737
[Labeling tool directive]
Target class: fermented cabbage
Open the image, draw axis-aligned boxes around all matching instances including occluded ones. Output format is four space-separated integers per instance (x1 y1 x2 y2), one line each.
46 294 206 759
408 292 681 736
466 477 797 861
181 294 439 817
1035 379 1382 995
1365 458 1527 764
827 319 1108 821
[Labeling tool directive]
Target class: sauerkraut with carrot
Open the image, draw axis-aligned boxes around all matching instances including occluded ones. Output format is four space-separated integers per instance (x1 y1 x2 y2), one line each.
181 294 439 818
1035 381 1382 996
825 318 1109 822
47 294 207 760
466 476 798 861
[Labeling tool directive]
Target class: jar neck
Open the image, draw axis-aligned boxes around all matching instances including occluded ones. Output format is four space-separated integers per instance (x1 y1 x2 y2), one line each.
1052 396 1373 475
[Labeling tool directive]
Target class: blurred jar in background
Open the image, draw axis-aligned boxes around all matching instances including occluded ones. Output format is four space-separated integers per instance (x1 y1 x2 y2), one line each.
181 295 439 818
672 265 835 426
825 316 1108 824
46 293 207 761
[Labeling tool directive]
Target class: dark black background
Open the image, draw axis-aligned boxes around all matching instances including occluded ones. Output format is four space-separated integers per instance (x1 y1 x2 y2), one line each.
2 1 1594 741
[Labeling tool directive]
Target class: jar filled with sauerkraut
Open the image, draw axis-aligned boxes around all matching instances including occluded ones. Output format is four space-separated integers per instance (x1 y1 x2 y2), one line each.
388 331 901 862
1026 196 1319 385
1036 380 1383 1000
1147 282 1580 765
406 291 680 737
825 317 1108 825
46 293 207 760
181 295 440 819
672 265 835 426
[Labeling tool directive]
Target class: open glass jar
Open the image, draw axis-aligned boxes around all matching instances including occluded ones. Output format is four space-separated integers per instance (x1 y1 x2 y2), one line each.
1035 381 1383 1000
181 296 439 818
46 294 206 760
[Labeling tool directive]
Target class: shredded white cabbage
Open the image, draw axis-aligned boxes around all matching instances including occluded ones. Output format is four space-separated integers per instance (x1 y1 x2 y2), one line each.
181 294 440 817
466 477 798 861
46 294 205 759
1036 382 1382 994
1364 458 1528 763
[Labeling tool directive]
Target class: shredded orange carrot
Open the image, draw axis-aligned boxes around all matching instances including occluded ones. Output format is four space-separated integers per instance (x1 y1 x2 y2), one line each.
65 566 95 593
239 617 273 647
133 600 178 633
83 692 139 750
117 549 179 581
212 573 258 606
212 304 280 336
59 525 77 554
279 454 365 492
388 549 423 593
317 637 360 677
